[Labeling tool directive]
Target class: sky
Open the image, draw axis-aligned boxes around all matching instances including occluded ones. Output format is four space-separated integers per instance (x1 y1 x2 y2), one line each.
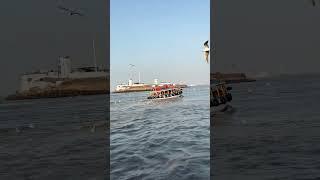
110 0 210 89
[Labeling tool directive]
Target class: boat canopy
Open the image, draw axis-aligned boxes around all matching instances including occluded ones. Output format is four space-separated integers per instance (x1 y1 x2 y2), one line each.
152 84 176 91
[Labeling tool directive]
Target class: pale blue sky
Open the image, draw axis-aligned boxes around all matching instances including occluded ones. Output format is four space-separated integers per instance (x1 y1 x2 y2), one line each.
110 0 210 89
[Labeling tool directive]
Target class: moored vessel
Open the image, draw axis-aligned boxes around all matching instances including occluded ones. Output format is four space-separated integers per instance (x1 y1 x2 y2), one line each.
115 79 152 93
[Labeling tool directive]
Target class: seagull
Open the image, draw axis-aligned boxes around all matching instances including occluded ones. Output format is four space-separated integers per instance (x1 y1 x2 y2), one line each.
129 64 135 67
308 0 320 7
203 40 210 63
91 124 96 133
57 5 84 16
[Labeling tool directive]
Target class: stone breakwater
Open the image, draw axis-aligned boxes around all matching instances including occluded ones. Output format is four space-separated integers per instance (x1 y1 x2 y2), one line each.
113 84 188 93
211 72 256 84
6 77 109 100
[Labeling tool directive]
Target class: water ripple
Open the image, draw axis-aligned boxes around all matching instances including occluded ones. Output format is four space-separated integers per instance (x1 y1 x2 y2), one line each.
111 86 210 179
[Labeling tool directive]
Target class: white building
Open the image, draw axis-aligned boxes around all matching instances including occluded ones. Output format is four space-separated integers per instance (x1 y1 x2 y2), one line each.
19 56 108 93
153 79 158 85
58 56 71 78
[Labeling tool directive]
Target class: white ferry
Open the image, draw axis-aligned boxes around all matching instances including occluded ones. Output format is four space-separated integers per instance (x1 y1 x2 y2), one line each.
115 79 148 91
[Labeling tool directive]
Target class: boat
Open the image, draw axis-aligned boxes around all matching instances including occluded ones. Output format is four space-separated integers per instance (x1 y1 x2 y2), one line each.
147 83 183 100
210 82 233 113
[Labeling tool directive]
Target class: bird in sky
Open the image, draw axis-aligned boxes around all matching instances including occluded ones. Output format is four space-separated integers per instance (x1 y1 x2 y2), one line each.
57 5 84 16
203 40 210 63
308 0 320 7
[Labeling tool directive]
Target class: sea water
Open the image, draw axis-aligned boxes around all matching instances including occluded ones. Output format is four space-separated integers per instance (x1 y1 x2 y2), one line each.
111 85 210 180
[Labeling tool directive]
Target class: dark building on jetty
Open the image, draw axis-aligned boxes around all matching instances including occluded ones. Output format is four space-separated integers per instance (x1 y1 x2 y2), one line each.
211 72 256 84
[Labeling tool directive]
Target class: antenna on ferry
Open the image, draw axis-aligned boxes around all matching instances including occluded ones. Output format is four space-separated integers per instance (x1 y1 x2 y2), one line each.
129 64 135 81
92 38 97 72
138 72 141 84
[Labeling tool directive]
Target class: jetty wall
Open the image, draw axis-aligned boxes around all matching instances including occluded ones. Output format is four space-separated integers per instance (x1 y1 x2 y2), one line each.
211 72 256 83
6 77 109 100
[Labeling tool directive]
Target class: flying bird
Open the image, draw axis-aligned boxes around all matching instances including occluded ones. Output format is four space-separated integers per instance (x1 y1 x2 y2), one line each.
308 0 320 7
57 5 84 16
129 64 135 67
203 40 210 63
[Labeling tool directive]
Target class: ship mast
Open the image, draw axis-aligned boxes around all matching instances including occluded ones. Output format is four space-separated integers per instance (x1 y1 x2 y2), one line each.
92 38 97 72
138 72 141 84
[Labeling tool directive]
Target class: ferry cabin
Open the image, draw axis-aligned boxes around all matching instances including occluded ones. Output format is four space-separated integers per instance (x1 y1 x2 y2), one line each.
148 84 182 99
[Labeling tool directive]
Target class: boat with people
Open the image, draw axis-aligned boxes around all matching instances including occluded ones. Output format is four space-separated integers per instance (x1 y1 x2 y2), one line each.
210 82 233 112
147 83 183 99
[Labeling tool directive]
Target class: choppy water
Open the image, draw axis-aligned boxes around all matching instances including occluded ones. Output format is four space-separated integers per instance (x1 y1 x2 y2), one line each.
3 75 318 179
0 95 108 180
111 86 210 180
212 74 320 179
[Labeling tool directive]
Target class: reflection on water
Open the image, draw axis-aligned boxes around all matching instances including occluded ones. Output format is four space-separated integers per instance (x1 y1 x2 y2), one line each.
111 86 210 180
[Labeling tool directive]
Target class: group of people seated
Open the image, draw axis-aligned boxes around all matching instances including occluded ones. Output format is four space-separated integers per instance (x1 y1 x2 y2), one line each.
210 84 232 106
148 88 183 99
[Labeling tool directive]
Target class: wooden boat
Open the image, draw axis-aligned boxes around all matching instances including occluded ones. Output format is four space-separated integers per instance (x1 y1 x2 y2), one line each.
147 84 183 100
150 94 183 100
210 82 233 113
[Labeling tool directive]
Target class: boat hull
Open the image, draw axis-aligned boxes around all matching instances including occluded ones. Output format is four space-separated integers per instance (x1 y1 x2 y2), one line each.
211 103 232 115
149 95 183 100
